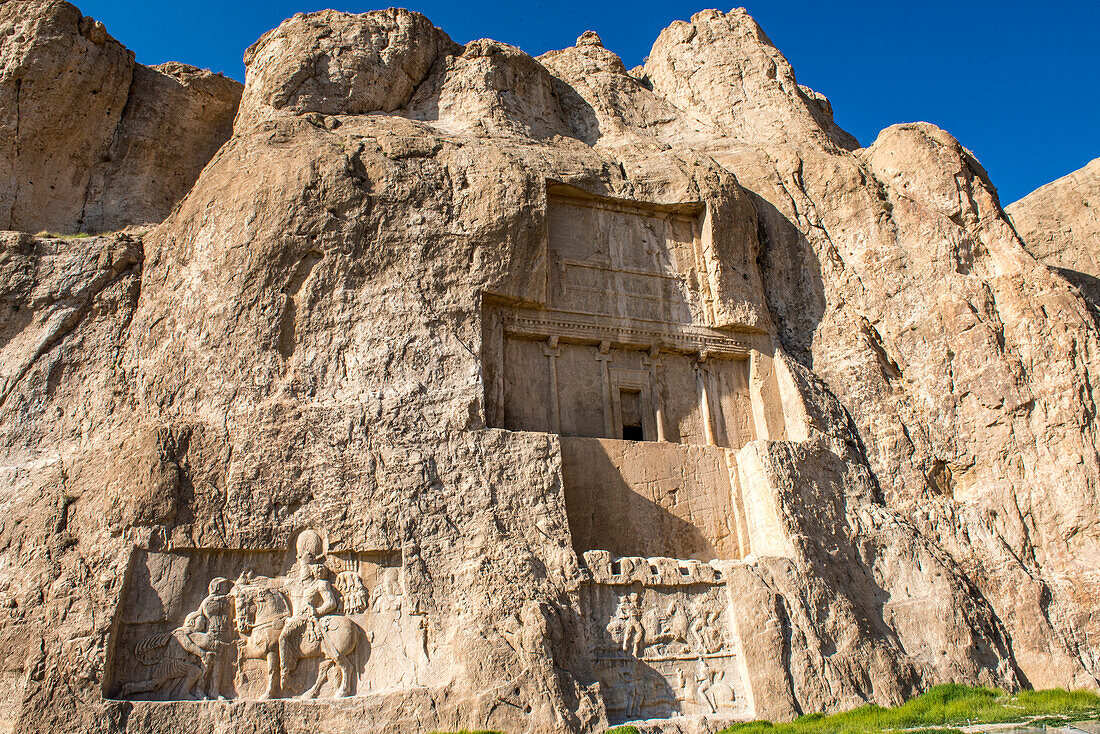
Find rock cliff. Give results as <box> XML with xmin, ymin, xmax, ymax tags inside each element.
<box><xmin>1008</xmin><ymin>158</ymin><xmax>1100</xmax><ymax>308</ymax></box>
<box><xmin>0</xmin><ymin>3</ymin><xmax>1098</xmax><ymax>734</ymax></box>
<box><xmin>0</xmin><ymin>0</ymin><xmax>242</xmax><ymax>234</ymax></box>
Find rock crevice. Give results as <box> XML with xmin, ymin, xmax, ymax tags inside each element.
<box><xmin>1</xmin><ymin>3</ymin><xmax>1099</xmax><ymax>733</ymax></box>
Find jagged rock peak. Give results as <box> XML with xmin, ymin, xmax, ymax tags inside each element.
<box><xmin>644</xmin><ymin>7</ymin><xmax>859</xmax><ymax>150</ymax></box>
<box><xmin>237</xmin><ymin>7</ymin><xmax>459</xmax><ymax>128</ymax></box>
<box><xmin>0</xmin><ymin>0</ymin><xmax>241</xmax><ymax>234</ymax></box>
<box><xmin>576</xmin><ymin>30</ymin><xmax>603</xmax><ymax>46</ymax></box>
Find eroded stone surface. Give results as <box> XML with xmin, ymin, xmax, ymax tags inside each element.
<box><xmin>1008</xmin><ymin>157</ymin><xmax>1100</xmax><ymax>307</ymax></box>
<box><xmin>1</xmin><ymin>4</ymin><xmax>1099</xmax><ymax>734</ymax></box>
<box><xmin>0</xmin><ymin>0</ymin><xmax>242</xmax><ymax>234</ymax></box>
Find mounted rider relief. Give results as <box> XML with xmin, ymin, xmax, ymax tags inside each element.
<box><xmin>104</xmin><ymin>530</ymin><xmax>431</xmax><ymax>701</ymax></box>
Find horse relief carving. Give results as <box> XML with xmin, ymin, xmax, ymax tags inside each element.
<box><xmin>233</xmin><ymin>529</ymin><xmax>361</xmax><ymax>700</ymax></box>
<box><xmin>112</xmin><ymin>530</ymin><xmax>420</xmax><ymax>702</ymax></box>
<box><xmin>581</xmin><ymin>554</ymin><xmax>750</xmax><ymax>722</ymax></box>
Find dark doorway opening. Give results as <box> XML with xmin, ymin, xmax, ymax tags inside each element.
<box><xmin>620</xmin><ymin>389</ymin><xmax>645</xmax><ymax>441</ymax></box>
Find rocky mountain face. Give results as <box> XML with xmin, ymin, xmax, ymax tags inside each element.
<box><xmin>0</xmin><ymin>2</ymin><xmax>1098</xmax><ymax>734</ymax></box>
<box><xmin>1008</xmin><ymin>158</ymin><xmax>1100</xmax><ymax>308</ymax></box>
<box><xmin>0</xmin><ymin>0</ymin><xmax>242</xmax><ymax>234</ymax></box>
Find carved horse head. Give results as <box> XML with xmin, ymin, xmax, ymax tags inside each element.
<box><xmin>231</xmin><ymin>571</ymin><xmax>289</xmax><ymax>636</ymax></box>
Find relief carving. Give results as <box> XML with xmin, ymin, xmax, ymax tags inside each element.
<box><xmin>109</xmin><ymin>530</ymin><xmax>431</xmax><ymax>701</ymax></box>
<box><xmin>232</xmin><ymin>529</ymin><xmax>361</xmax><ymax>699</ymax></box>
<box><xmin>581</xmin><ymin>551</ymin><xmax>749</xmax><ymax>723</ymax></box>
<box><xmin>607</xmin><ymin>592</ymin><xmax>646</xmax><ymax>657</ymax></box>
<box><xmin>197</xmin><ymin>577</ymin><xmax>235</xmax><ymax>699</ymax></box>
<box><xmin>119</xmin><ymin>610</ymin><xmax>230</xmax><ymax>700</ymax></box>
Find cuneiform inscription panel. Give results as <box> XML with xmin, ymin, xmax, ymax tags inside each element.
<box><xmin>546</xmin><ymin>189</ymin><xmax>711</xmax><ymax>325</ymax></box>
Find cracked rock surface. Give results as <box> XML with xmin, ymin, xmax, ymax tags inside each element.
<box><xmin>0</xmin><ymin>4</ymin><xmax>1099</xmax><ymax>734</ymax></box>
<box><xmin>0</xmin><ymin>0</ymin><xmax>241</xmax><ymax>234</ymax></box>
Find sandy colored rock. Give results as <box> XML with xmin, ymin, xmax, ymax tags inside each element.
<box><xmin>0</xmin><ymin>0</ymin><xmax>241</xmax><ymax>235</ymax></box>
<box><xmin>1008</xmin><ymin>157</ymin><xmax>1100</xmax><ymax>306</ymax></box>
<box><xmin>1</xmin><ymin>4</ymin><xmax>1099</xmax><ymax>734</ymax></box>
<box><xmin>81</xmin><ymin>62</ymin><xmax>243</xmax><ymax>233</ymax></box>
<box><xmin>237</xmin><ymin>8</ymin><xmax>459</xmax><ymax>129</ymax></box>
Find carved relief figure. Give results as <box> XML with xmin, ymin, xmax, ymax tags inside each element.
<box><xmin>580</xmin><ymin>559</ymin><xmax>749</xmax><ymax>722</ymax></box>
<box><xmin>279</xmin><ymin>531</ymin><xmax>340</xmax><ymax>687</ymax></box>
<box><xmin>694</xmin><ymin>658</ymin><xmax>717</xmax><ymax>713</ymax></box>
<box><xmin>372</xmin><ymin>567</ymin><xmax>404</xmax><ymax>614</ymax></box>
<box><xmin>232</xmin><ymin>530</ymin><xmax>361</xmax><ymax>700</ymax></box>
<box><xmin>121</xmin><ymin>611</ymin><xmax>229</xmax><ymax>700</ymax></box>
<box><xmin>115</xmin><ymin>535</ymin><xmax>398</xmax><ymax>701</ymax></box>
<box><xmin>650</xmin><ymin>599</ymin><xmax>691</xmax><ymax>655</ymax></box>
<box><xmin>607</xmin><ymin>592</ymin><xmax>646</xmax><ymax>657</ymax></box>
<box><xmin>371</xmin><ymin>566</ymin><xmax>429</xmax><ymax>685</ymax></box>
<box><xmin>197</xmin><ymin>577</ymin><xmax>235</xmax><ymax>699</ymax></box>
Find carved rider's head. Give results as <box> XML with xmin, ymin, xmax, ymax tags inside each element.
<box><xmin>208</xmin><ymin>577</ymin><xmax>231</xmax><ymax>596</ymax></box>
<box><xmin>295</xmin><ymin>529</ymin><xmax>325</xmax><ymax>565</ymax></box>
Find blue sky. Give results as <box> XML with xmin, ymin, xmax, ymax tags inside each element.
<box><xmin>76</xmin><ymin>0</ymin><xmax>1098</xmax><ymax>204</ymax></box>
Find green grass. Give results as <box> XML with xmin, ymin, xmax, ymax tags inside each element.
<box><xmin>35</xmin><ymin>231</ymin><xmax>93</xmax><ymax>239</ymax></box>
<box><xmin>717</xmin><ymin>685</ymin><xmax>1100</xmax><ymax>734</ymax></box>
<box><xmin>605</xmin><ymin>727</ymin><xmax>642</xmax><ymax>734</ymax></box>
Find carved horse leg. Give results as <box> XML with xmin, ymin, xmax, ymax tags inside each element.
<box><xmin>332</xmin><ymin>660</ymin><xmax>346</xmax><ymax>698</ymax></box>
<box><xmin>334</xmin><ymin>654</ymin><xmax>352</xmax><ymax>697</ymax></box>
<box><xmin>260</xmin><ymin>650</ymin><xmax>279</xmax><ymax>700</ymax></box>
<box><xmin>300</xmin><ymin>659</ymin><xmax>332</xmax><ymax>700</ymax></box>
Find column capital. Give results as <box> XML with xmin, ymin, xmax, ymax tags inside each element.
<box><xmin>542</xmin><ymin>335</ymin><xmax>562</xmax><ymax>358</ymax></box>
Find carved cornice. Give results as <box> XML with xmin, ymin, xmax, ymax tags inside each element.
<box><xmin>501</xmin><ymin>307</ymin><xmax>751</xmax><ymax>357</ymax></box>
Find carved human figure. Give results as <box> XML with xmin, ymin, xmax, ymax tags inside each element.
<box><xmin>232</xmin><ymin>560</ymin><xmax>359</xmax><ymax>700</ymax></box>
<box><xmin>694</xmin><ymin>658</ymin><xmax>717</xmax><ymax>714</ymax></box>
<box><xmin>689</xmin><ymin>599</ymin><xmax>724</xmax><ymax>654</ymax></box>
<box><xmin>654</xmin><ymin>599</ymin><xmax>690</xmax><ymax>654</ymax></box>
<box><xmin>122</xmin><ymin>611</ymin><xmax>228</xmax><ymax>699</ymax></box>
<box><xmin>669</xmin><ymin>600</ymin><xmax>691</xmax><ymax>641</ymax></box>
<box><xmin>372</xmin><ymin>567</ymin><xmax>404</xmax><ymax>614</ymax></box>
<box><xmin>278</xmin><ymin>530</ymin><xmax>339</xmax><ymax>688</ymax></box>
<box><xmin>371</xmin><ymin>567</ymin><xmax>429</xmax><ymax>685</ymax></box>
<box><xmin>607</xmin><ymin>592</ymin><xmax>645</xmax><ymax>657</ymax></box>
<box><xmin>197</xmin><ymin>577</ymin><xmax>235</xmax><ymax>699</ymax></box>
<box><xmin>701</xmin><ymin>607</ymin><xmax>724</xmax><ymax>653</ymax></box>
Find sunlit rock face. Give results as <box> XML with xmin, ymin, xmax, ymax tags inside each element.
<box><xmin>0</xmin><ymin>0</ymin><xmax>241</xmax><ymax>235</ymax></box>
<box><xmin>1008</xmin><ymin>157</ymin><xmax>1100</xmax><ymax>307</ymax></box>
<box><xmin>1</xmin><ymin>3</ymin><xmax>1098</xmax><ymax>733</ymax></box>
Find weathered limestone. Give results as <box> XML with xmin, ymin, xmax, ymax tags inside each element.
<box><xmin>0</xmin><ymin>0</ymin><xmax>242</xmax><ymax>234</ymax></box>
<box><xmin>1</xmin><ymin>4</ymin><xmax>1099</xmax><ymax>734</ymax></box>
<box><xmin>1008</xmin><ymin>157</ymin><xmax>1100</xmax><ymax>307</ymax></box>
<box><xmin>237</xmin><ymin>8</ymin><xmax>459</xmax><ymax>130</ymax></box>
<box><xmin>81</xmin><ymin>62</ymin><xmax>243</xmax><ymax>233</ymax></box>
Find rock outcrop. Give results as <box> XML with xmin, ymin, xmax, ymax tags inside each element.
<box><xmin>1008</xmin><ymin>157</ymin><xmax>1100</xmax><ymax>307</ymax></box>
<box><xmin>1</xmin><ymin>4</ymin><xmax>1098</xmax><ymax>734</ymax></box>
<box><xmin>0</xmin><ymin>0</ymin><xmax>242</xmax><ymax>234</ymax></box>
